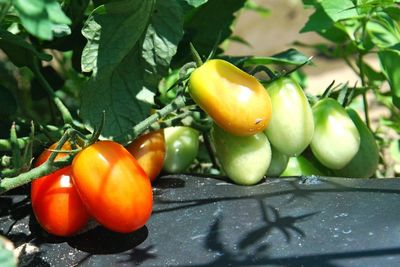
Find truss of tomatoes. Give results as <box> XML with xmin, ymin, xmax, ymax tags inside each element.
<box><xmin>31</xmin><ymin>141</ymin><xmax>154</xmax><ymax>236</ymax></box>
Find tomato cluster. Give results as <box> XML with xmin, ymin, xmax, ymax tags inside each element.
<box><xmin>31</xmin><ymin>58</ymin><xmax>380</xmax><ymax>235</ymax></box>
<box><xmin>189</xmin><ymin>59</ymin><xmax>379</xmax><ymax>184</ymax></box>
<box><xmin>31</xmin><ymin>127</ymin><xmax>201</xmax><ymax>236</ymax></box>
<box><xmin>32</xmin><ymin>140</ymin><xmax>155</xmax><ymax>236</ymax></box>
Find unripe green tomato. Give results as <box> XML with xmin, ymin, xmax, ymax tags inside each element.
<box><xmin>211</xmin><ymin>124</ymin><xmax>271</xmax><ymax>185</ymax></box>
<box><xmin>163</xmin><ymin>126</ymin><xmax>199</xmax><ymax>173</ymax></box>
<box><xmin>311</xmin><ymin>98</ymin><xmax>360</xmax><ymax>170</ymax></box>
<box><xmin>281</xmin><ymin>155</ymin><xmax>325</xmax><ymax>177</ymax></box>
<box><xmin>266</xmin><ymin>145</ymin><xmax>289</xmax><ymax>177</ymax></box>
<box><xmin>264</xmin><ymin>77</ymin><xmax>314</xmax><ymax>156</ymax></box>
<box><xmin>334</xmin><ymin>108</ymin><xmax>379</xmax><ymax>178</ymax></box>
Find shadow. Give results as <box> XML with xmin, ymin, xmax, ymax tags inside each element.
<box><xmin>186</xmin><ymin>206</ymin><xmax>400</xmax><ymax>267</ymax></box>
<box><xmin>67</xmin><ymin>225</ymin><xmax>148</xmax><ymax>254</ymax></box>
<box><xmin>239</xmin><ymin>201</ymin><xmax>318</xmax><ymax>249</ymax></box>
<box><xmin>153</xmin><ymin>176</ymin><xmax>186</xmax><ymax>189</ymax></box>
<box><xmin>118</xmin><ymin>245</ymin><xmax>157</xmax><ymax>265</ymax></box>
<box><xmin>153</xmin><ymin>176</ymin><xmax>400</xmax><ymax>215</ymax></box>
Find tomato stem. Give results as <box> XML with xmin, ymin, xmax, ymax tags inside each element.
<box><xmin>190</xmin><ymin>43</ymin><xmax>204</xmax><ymax>67</ymax></box>
<box><xmin>32</xmin><ymin>60</ymin><xmax>74</xmax><ymax>125</ymax></box>
<box><xmin>0</xmin><ymin>128</ymin><xmax>75</xmax><ymax>195</ymax></box>
<box><xmin>0</xmin><ymin>156</ymin><xmax>72</xmax><ymax>195</ymax></box>
<box><xmin>114</xmin><ymin>95</ymin><xmax>187</xmax><ymax>145</ymax></box>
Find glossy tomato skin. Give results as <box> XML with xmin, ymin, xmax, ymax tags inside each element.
<box><xmin>163</xmin><ymin>126</ymin><xmax>199</xmax><ymax>173</ymax></box>
<box><xmin>266</xmin><ymin>145</ymin><xmax>289</xmax><ymax>177</ymax></box>
<box><xmin>264</xmin><ymin>77</ymin><xmax>314</xmax><ymax>156</ymax></box>
<box><xmin>189</xmin><ymin>59</ymin><xmax>272</xmax><ymax>136</ymax></box>
<box><xmin>31</xmin><ymin>142</ymin><xmax>89</xmax><ymax>237</ymax></box>
<box><xmin>311</xmin><ymin>98</ymin><xmax>360</xmax><ymax>170</ymax></box>
<box><xmin>334</xmin><ymin>108</ymin><xmax>379</xmax><ymax>178</ymax></box>
<box><xmin>71</xmin><ymin>141</ymin><xmax>152</xmax><ymax>233</ymax></box>
<box><xmin>126</xmin><ymin>130</ymin><xmax>165</xmax><ymax>182</ymax></box>
<box><xmin>281</xmin><ymin>155</ymin><xmax>325</xmax><ymax>177</ymax></box>
<box><xmin>211</xmin><ymin>124</ymin><xmax>271</xmax><ymax>185</ymax></box>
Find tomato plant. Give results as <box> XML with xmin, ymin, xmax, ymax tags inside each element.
<box><xmin>71</xmin><ymin>141</ymin><xmax>152</xmax><ymax>233</ymax></box>
<box><xmin>211</xmin><ymin>124</ymin><xmax>271</xmax><ymax>185</ymax></box>
<box><xmin>163</xmin><ymin>126</ymin><xmax>199</xmax><ymax>173</ymax></box>
<box><xmin>264</xmin><ymin>77</ymin><xmax>314</xmax><ymax>156</ymax></box>
<box><xmin>311</xmin><ymin>98</ymin><xmax>360</xmax><ymax>170</ymax></box>
<box><xmin>189</xmin><ymin>59</ymin><xmax>272</xmax><ymax>136</ymax></box>
<box><xmin>31</xmin><ymin>142</ymin><xmax>90</xmax><ymax>237</ymax></box>
<box><xmin>126</xmin><ymin>130</ymin><xmax>165</xmax><ymax>182</ymax></box>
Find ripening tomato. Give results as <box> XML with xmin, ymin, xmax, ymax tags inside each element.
<box><xmin>264</xmin><ymin>77</ymin><xmax>314</xmax><ymax>156</ymax></box>
<box><xmin>71</xmin><ymin>141</ymin><xmax>152</xmax><ymax>233</ymax></box>
<box><xmin>126</xmin><ymin>130</ymin><xmax>165</xmax><ymax>182</ymax></box>
<box><xmin>311</xmin><ymin>98</ymin><xmax>360</xmax><ymax>170</ymax></box>
<box><xmin>189</xmin><ymin>59</ymin><xmax>272</xmax><ymax>136</ymax></box>
<box><xmin>163</xmin><ymin>126</ymin><xmax>199</xmax><ymax>173</ymax></box>
<box><xmin>31</xmin><ymin>142</ymin><xmax>90</xmax><ymax>237</ymax></box>
<box><xmin>211</xmin><ymin>124</ymin><xmax>271</xmax><ymax>185</ymax></box>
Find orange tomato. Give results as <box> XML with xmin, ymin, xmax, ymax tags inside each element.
<box><xmin>126</xmin><ymin>130</ymin><xmax>165</xmax><ymax>182</ymax></box>
<box><xmin>71</xmin><ymin>141</ymin><xmax>153</xmax><ymax>233</ymax></box>
<box><xmin>31</xmin><ymin>142</ymin><xmax>90</xmax><ymax>237</ymax></box>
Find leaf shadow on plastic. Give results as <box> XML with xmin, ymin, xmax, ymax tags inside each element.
<box><xmin>152</xmin><ymin>176</ymin><xmax>400</xmax><ymax>266</ymax></box>
<box><xmin>238</xmin><ymin>201</ymin><xmax>317</xmax><ymax>249</ymax></box>
<box><xmin>197</xmin><ymin>201</ymin><xmax>400</xmax><ymax>266</ymax></box>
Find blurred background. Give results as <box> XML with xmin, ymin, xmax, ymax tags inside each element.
<box><xmin>226</xmin><ymin>0</ymin><xmax>378</xmax><ymax>94</ymax></box>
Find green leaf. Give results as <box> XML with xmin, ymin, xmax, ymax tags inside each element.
<box><xmin>301</xmin><ymin>3</ymin><xmax>334</xmax><ymax>33</ymax></box>
<box><xmin>13</xmin><ymin>0</ymin><xmax>71</xmax><ymax>40</ymax></box>
<box><xmin>0</xmin><ymin>29</ymin><xmax>52</xmax><ymax>69</ymax></box>
<box><xmin>173</xmin><ymin>0</ymin><xmax>247</xmax><ymax>66</ymax></box>
<box><xmin>224</xmin><ymin>48</ymin><xmax>309</xmax><ymax>66</ymax></box>
<box><xmin>320</xmin><ymin>0</ymin><xmax>358</xmax><ymax>22</ymax></box>
<box><xmin>366</xmin><ymin>15</ymin><xmax>400</xmax><ymax>48</ymax></box>
<box><xmin>179</xmin><ymin>0</ymin><xmax>208</xmax><ymax>8</ymax></box>
<box><xmin>228</xmin><ymin>35</ymin><xmax>252</xmax><ymax>47</ymax></box>
<box><xmin>361</xmin><ymin>61</ymin><xmax>386</xmax><ymax>85</ymax></box>
<box><xmin>378</xmin><ymin>48</ymin><xmax>400</xmax><ymax>108</ymax></box>
<box><xmin>81</xmin><ymin>1</ymin><xmax>151</xmax><ymax>74</ymax></box>
<box><xmin>384</xmin><ymin>6</ymin><xmax>400</xmax><ymax>20</ymax></box>
<box><xmin>142</xmin><ymin>0</ymin><xmax>184</xmax><ymax>88</ymax></box>
<box><xmin>80</xmin><ymin>0</ymin><xmax>185</xmax><ymax>137</ymax></box>
<box><xmin>0</xmin><ymin>236</ymin><xmax>16</xmax><ymax>267</ymax></box>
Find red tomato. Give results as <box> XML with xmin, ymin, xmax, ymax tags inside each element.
<box><xmin>71</xmin><ymin>141</ymin><xmax>153</xmax><ymax>233</ymax></box>
<box><xmin>126</xmin><ymin>130</ymin><xmax>165</xmax><ymax>182</ymax></box>
<box><xmin>31</xmin><ymin>143</ymin><xmax>90</xmax><ymax>237</ymax></box>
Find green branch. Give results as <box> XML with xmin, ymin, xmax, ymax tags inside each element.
<box><xmin>0</xmin><ymin>157</ymin><xmax>72</xmax><ymax>194</ymax></box>
<box><xmin>0</xmin><ymin>126</ymin><xmax>62</xmax><ymax>152</ymax></box>
<box><xmin>114</xmin><ymin>94</ymin><xmax>187</xmax><ymax>145</ymax></box>
<box><xmin>0</xmin><ymin>129</ymin><xmax>75</xmax><ymax>194</ymax></box>
<box><xmin>32</xmin><ymin>61</ymin><xmax>74</xmax><ymax>125</ymax></box>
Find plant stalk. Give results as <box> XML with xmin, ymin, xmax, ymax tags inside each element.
<box><xmin>114</xmin><ymin>94</ymin><xmax>187</xmax><ymax>145</ymax></box>
<box><xmin>32</xmin><ymin>61</ymin><xmax>74</xmax><ymax>125</ymax></box>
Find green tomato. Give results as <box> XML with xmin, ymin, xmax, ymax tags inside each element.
<box><xmin>334</xmin><ymin>108</ymin><xmax>379</xmax><ymax>178</ymax></box>
<box><xmin>281</xmin><ymin>155</ymin><xmax>325</xmax><ymax>176</ymax></box>
<box><xmin>266</xmin><ymin>145</ymin><xmax>289</xmax><ymax>177</ymax></box>
<box><xmin>264</xmin><ymin>77</ymin><xmax>314</xmax><ymax>156</ymax></box>
<box><xmin>163</xmin><ymin>126</ymin><xmax>199</xmax><ymax>173</ymax></box>
<box><xmin>211</xmin><ymin>124</ymin><xmax>271</xmax><ymax>185</ymax></box>
<box><xmin>311</xmin><ymin>98</ymin><xmax>360</xmax><ymax>170</ymax></box>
